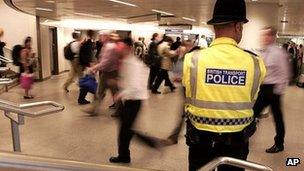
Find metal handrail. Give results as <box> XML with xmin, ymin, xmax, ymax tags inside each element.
<box><xmin>0</xmin><ymin>55</ymin><xmax>13</xmax><ymax>63</ymax></box>
<box><xmin>0</xmin><ymin>67</ymin><xmax>9</xmax><ymax>72</ymax></box>
<box><xmin>0</xmin><ymin>78</ymin><xmax>16</xmax><ymax>85</ymax></box>
<box><xmin>0</xmin><ymin>99</ymin><xmax>65</xmax><ymax>152</ymax></box>
<box><xmin>0</xmin><ymin>151</ymin><xmax>156</xmax><ymax>171</ymax></box>
<box><xmin>200</xmin><ymin>157</ymin><xmax>273</xmax><ymax>171</ymax></box>
<box><xmin>0</xmin><ymin>99</ymin><xmax>65</xmax><ymax>117</ymax></box>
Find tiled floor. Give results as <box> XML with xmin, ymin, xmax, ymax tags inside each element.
<box><xmin>0</xmin><ymin>73</ymin><xmax>303</xmax><ymax>171</ymax></box>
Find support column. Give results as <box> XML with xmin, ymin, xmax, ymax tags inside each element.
<box><xmin>36</xmin><ymin>16</ymin><xmax>43</xmax><ymax>80</ymax></box>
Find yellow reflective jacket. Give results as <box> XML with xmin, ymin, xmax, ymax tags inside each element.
<box><xmin>183</xmin><ymin>37</ymin><xmax>266</xmax><ymax>133</ymax></box>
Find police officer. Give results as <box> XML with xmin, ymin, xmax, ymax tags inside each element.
<box><xmin>182</xmin><ymin>0</ymin><xmax>266</xmax><ymax>170</ymax></box>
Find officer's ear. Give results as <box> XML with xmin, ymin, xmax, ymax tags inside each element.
<box><xmin>234</xmin><ymin>22</ymin><xmax>243</xmax><ymax>33</ymax></box>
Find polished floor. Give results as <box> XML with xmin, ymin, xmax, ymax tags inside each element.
<box><xmin>0</xmin><ymin>73</ymin><xmax>303</xmax><ymax>171</ymax></box>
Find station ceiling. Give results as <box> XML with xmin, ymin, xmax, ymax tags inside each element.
<box><xmin>6</xmin><ymin>0</ymin><xmax>304</xmax><ymax>35</ymax></box>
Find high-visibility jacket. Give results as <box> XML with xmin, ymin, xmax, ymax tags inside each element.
<box><xmin>183</xmin><ymin>37</ymin><xmax>266</xmax><ymax>133</ymax></box>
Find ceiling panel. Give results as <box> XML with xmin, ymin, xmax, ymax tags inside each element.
<box><xmin>7</xmin><ymin>0</ymin><xmax>304</xmax><ymax>35</ymax></box>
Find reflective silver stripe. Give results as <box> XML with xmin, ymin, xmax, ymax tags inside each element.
<box><xmin>249</xmin><ymin>55</ymin><xmax>261</xmax><ymax>101</ymax></box>
<box><xmin>185</xmin><ymin>98</ymin><xmax>253</xmax><ymax>110</ymax></box>
<box><xmin>190</xmin><ymin>51</ymin><xmax>200</xmax><ymax>99</ymax></box>
<box><xmin>188</xmin><ymin>112</ymin><xmax>254</xmax><ymax>126</ymax></box>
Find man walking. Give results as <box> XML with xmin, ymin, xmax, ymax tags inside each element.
<box><xmin>254</xmin><ymin>27</ymin><xmax>291</xmax><ymax>153</ymax></box>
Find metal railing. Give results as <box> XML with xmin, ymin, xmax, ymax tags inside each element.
<box><xmin>0</xmin><ymin>99</ymin><xmax>64</xmax><ymax>152</ymax></box>
<box><xmin>200</xmin><ymin>157</ymin><xmax>273</xmax><ymax>171</ymax></box>
<box><xmin>0</xmin><ymin>151</ymin><xmax>156</xmax><ymax>171</ymax></box>
<box><xmin>0</xmin><ymin>78</ymin><xmax>16</xmax><ymax>85</ymax></box>
<box><xmin>0</xmin><ymin>55</ymin><xmax>13</xmax><ymax>64</ymax></box>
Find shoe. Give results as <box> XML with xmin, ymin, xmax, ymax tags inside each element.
<box><xmin>109</xmin><ymin>104</ymin><xmax>117</xmax><ymax>109</ymax></box>
<box><xmin>24</xmin><ymin>96</ymin><xmax>34</xmax><ymax>99</ymax></box>
<box><xmin>152</xmin><ymin>90</ymin><xmax>161</xmax><ymax>94</ymax></box>
<box><xmin>78</xmin><ymin>100</ymin><xmax>91</xmax><ymax>105</ymax></box>
<box><xmin>109</xmin><ymin>156</ymin><xmax>130</xmax><ymax>163</ymax></box>
<box><xmin>266</xmin><ymin>144</ymin><xmax>284</xmax><ymax>153</ymax></box>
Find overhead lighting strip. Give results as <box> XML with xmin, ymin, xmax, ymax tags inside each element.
<box><xmin>74</xmin><ymin>12</ymin><xmax>103</xmax><ymax>18</ymax></box>
<box><xmin>36</xmin><ymin>7</ymin><xmax>53</xmax><ymax>12</ymax></box>
<box><xmin>182</xmin><ymin>17</ymin><xmax>196</xmax><ymax>22</ymax></box>
<box><xmin>108</xmin><ymin>0</ymin><xmax>138</xmax><ymax>7</ymax></box>
<box><xmin>151</xmin><ymin>9</ymin><xmax>174</xmax><ymax>16</ymax></box>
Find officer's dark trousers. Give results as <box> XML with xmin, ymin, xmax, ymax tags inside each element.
<box><xmin>118</xmin><ymin>100</ymin><xmax>141</xmax><ymax>158</ymax></box>
<box><xmin>148</xmin><ymin>65</ymin><xmax>160</xmax><ymax>89</ymax></box>
<box><xmin>253</xmin><ymin>84</ymin><xmax>285</xmax><ymax>147</ymax></box>
<box><xmin>187</xmin><ymin>121</ymin><xmax>249</xmax><ymax>171</ymax></box>
<box><xmin>152</xmin><ymin>69</ymin><xmax>174</xmax><ymax>91</ymax></box>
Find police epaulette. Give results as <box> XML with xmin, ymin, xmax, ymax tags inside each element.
<box><xmin>243</xmin><ymin>49</ymin><xmax>258</xmax><ymax>57</ymax></box>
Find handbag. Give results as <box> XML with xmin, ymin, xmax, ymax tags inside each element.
<box><xmin>79</xmin><ymin>75</ymin><xmax>97</xmax><ymax>94</ymax></box>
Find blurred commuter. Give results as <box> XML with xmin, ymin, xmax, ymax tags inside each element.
<box><xmin>63</xmin><ymin>32</ymin><xmax>84</xmax><ymax>93</ymax></box>
<box><xmin>109</xmin><ymin>38</ymin><xmax>161</xmax><ymax>164</ymax></box>
<box><xmin>134</xmin><ymin>37</ymin><xmax>145</xmax><ymax>59</ymax></box>
<box><xmin>147</xmin><ymin>33</ymin><xmax>161</xmax><ymax>90</ymax></box>
<box><xmin>289</xmin><ymin>43</ymin><xmax>298</xmax><ymax>81</ymax></box>
<box><xmin>78</xmin><ymin>71</ymin><xmax>98</xmax><ymax>105</ymax></box>
<box><xmin>95</xmin><ymin>32</ymin><xmax>104</xmax><ymax>60</ymax></box>
<box><xmin>193</xmin><ymin>35</ymin><xmax>200</xmax><ymax>46</ymax></box>
<box><xmin>151</xmin><ymin>36</ymin><xmax>177</xmax><ymax>94</ymax></box>
<box><xmin>89</xmin><ymin>33</ymin><xmax>121</xmax><ymax>116</ymax></box>
<box><xmin>254</xmin><ymin>27</ymin><xmax>291</xmax><ymax>153</ymax></box>
<box><xmin>20</xmin><ymin>37</ymin><xmax>37</xmax><ymax>99</ymax></box>
<box><xmin>79</xmin><ymin>30</ymin><xmax>95</xmax><ymax>68</ymax></box>
<box><xmin>172</xmin><ymin>40</ymin><xmax>194</xmax><ymax>82</ymax></box>
<box><xmin>171</xmin><ymin>37</ymin><xmax>182</xmax><ymax>50</ymax></box>
<box><xmin>198</xmin><ymin>35</ymin><xmax>209</xmax><ymax>48</ymax></box>
<box><xmin>183</xmin><ymin>0</ymin><xmax>266</xmax><ymax>170</ymax></box>
<box><xmin>0</xmin><ymin>28</ymin><xmax>6</xmax><ymax>67</ymax></box>
<box><xmin>297</xmin><ymin>44</ymin><xmax>303</xmax><ymax>75</ymax></box>
<box><xmin>164</xmin><ymin>40</ymin><xmax>195</xmax><ymax>145</ymax></box>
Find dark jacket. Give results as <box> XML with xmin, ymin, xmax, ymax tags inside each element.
<box><xmin>79</xmin><ymin>39</ymin><xmax>95</xmax><ymax>67</ymax></box>
<box><xmin>0</xmin><ymin>41</ymin><xmax>5</xmax><ymax>57</ymax></box>
<box><xmin>147</xmin><ymin>41</ymin><xmax>160</xmax><ymax>67</ymax></box>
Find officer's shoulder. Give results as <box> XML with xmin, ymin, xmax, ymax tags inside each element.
<box><xmin>185</xmin><ymin>47</ymin><xmax>206</xmax><ymax>57</ymax></box>
<box><xmin>242</xmin><ymin>49</ymin><xmax>258</xmax><ymax>57</ymax></box>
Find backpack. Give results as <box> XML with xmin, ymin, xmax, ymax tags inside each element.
<box><xmin>64</xmin><ymin>41</ymin><xmax>75</xmax><ymax>61</ymax></box>
<box><xmin>12</xmin><ymin>45</ymin><xmax>24</xmax><ymax>66</ymax></box>
<box><xmin>79</xmin><ymin>40</ymin><xmax>94</xmax><ymax>67</ymax></box>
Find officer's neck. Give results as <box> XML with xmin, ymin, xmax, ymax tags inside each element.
<box><xmin>215</xmin><ymin>35</ymin><xmax>237</xmax><ymax>41</ymax></box>
<box><xmin>215</xmin><ymin>31</ymin><xmax>239</xmax><ymax>43</ymax></box>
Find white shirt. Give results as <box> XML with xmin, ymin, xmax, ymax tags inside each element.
<box><xmin>118</xmin><ymin>54</ymin><xmax>149</xmax><ymax>100</ymax></box>
<box><xmin>70</xmin><ymin>41</ymin><xmax>81</xmax><ymax>57</ymax></box>
<box><xmin>261</xmin><ymin>44</ymin><xmax>291</xmax><ymax>94</ymax></box>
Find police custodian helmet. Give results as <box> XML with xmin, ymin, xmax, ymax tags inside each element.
<box><xmin>207</xmin><ymin>0</ymin><xmax>249</xmax><ymax>25</ymax></box>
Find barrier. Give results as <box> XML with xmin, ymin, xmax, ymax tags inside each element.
<box><xmin>200</xmin><ymin>157</ymin><xmax>273</xmax><ymax>171</ymax></box>
<box><xmin>0</xmin><ymin>99</ymin><xmax>64</xmax><ymax>152</ymax></box>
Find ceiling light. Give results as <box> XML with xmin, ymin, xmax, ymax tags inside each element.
<box><xmin>151</xmin><ymin>9</ymin><xmax>174</xmax><ymax>16</ymax></box>
<box><xmin>45</xmin><ymin>0</ymin><xmax>55</xmax><ymax>3</ymax></box>
<box><xmin>108</xmin><ymin>0</ymin><xmax>137</xmax><ymax>7</ymax></box>
<box><xmin>36</xmin><ymin>7</ymin><xmax>53</xmax><ymax>12</ymax></box>
<box><xmin>74</xmin><ymin>12</ymin><xmax>103</xmax><ymax>18</ymax></box>
<box><xmin>182</xmin><ymin>17</ymin><xmax>196</xmax><ymax>22</ymax></box>
<box><xmin>252</xmin><ymin>0</ymin><xmax>258</xmax><ymax>1</ymax></box>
